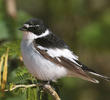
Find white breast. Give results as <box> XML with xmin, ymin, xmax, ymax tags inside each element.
<box><xmin>21</xmin><ymin>40</ymin><xmax>68</xmax><ymax>81</ymax></box>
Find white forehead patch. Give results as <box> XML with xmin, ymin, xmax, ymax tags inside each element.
<box><xmin>24</xmin><ymin>24</ymin><xmax>40</xmax><ymax>28</ymax></box>
<box><xmin>24</xmin><ymin>24</ymin><xmax>30</xmax><ymax>28</ymax></box>
<box><xmin>35</xmin><ymin>25</ymin><xmax>40</xmax><ymax>27</ymax></box>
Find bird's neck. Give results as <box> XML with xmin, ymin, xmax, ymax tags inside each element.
<box><xmin>22</xmin><ymin>31</ymin><xmax>38</xmax><ymax>40</ymax></box>
<box><xmin>22</xmin><ymin>30</ymin><xmax>50</xmax><ymax>45</ymax></box>
<box><xmin>22</xmin><ymin>29</ymin><xmax>50</xmax><ymax>40</ymax></box>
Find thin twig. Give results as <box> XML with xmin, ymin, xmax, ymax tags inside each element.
<box><xmin>4</xmin><ymin>83</ymin><xmax>61</xmax><ymax>100</ymax></box>
<box><xmin>4</xmin><ymin>84</ymin><xmax>37</xmax><ymax>91</ymax></box>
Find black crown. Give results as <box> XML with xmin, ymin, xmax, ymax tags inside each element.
<box><xmin>19</xmin><ymin>18</ymin><xmax>47</xmax><ymax>35</ymax></box>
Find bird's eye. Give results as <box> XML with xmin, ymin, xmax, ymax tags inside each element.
<box><xmin>35</xmin><ymin>25</ymin><xmax>41</xmax><ymax>30</ymax></box>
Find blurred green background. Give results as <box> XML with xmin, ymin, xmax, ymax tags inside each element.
<box><xmin>0</xmin><ymin>0</ymin><xmax>110</xmax><ymax>100</ymax></box>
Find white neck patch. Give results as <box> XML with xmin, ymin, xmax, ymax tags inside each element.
<box><xmin>37</xmin><ymin>29</ymin><xmax>49</xmax><ymax>38</ymax></box>
<box><xmin>22</xmin><ymin>29</ymin><xmax>50</xmax><ymax>40</ymax></box>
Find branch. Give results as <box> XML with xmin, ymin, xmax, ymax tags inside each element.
<box><xmin>4</xmin><ymin>84</ymin><xmax>37</xmax><ymax>91</ymax></box>
<box><xmin>43</xmin><ymin>84</ymin><xmax>61</xmax><ymax>100</ymax></box>
<box><xmin>5</xmin><ymin>83</ymin><xmax>61</xmax><ymax>100</ymax></box>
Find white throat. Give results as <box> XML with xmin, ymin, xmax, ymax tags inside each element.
<box><xmin>22</xmin><ymin>29</ymin><xmax>50</xmax><ymax>40</ymax></box>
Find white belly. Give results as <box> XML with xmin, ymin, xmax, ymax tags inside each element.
<box><xmin>21</xmin><ymin>40</ymin><xmax>68</xmax><ymax>81</ymax></box>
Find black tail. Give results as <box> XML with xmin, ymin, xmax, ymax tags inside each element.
<box><xmin>87</xmin><ymin>71</ymin><xmax>110</xmax><ymax>81</ymax></box>
<box><xmin>75</xmin><ymin>60</ymin><xmax>110</xmax><ymax>82</ymax></box>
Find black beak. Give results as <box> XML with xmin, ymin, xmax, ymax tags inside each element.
<box><xmin>19</xmin><ymin>26</ymin><xmax>27</xmax><ymax>31</ymax></box>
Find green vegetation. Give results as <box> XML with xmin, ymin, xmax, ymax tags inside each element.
<box><xmin>0</xmin><ymin>0</ymin><xmax>110</xmax><ymax>100</ymax></box>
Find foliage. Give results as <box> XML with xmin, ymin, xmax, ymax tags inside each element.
<box><xmin>0</xmin><ymin>0</ymin><xmax>110</xmax><ymax>100</ymax></box>
<box><xmin>0</xmin><ymin>40</ymin><xmax>21</xmax><ymax>57</ymax></box>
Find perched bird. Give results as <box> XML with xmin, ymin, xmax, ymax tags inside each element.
<box><xmin>19</xmin><ymin>18</ymin><xmax>110</xmax><ymax>83</ymax></box>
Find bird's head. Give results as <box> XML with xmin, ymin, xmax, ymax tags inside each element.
<box><xmin>19</xmin><ymin>18</ymin><xmax>50</xmax><ymax>39</ymax></box>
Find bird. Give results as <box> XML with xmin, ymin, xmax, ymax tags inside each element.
<box><xmin>19</xmin><ymin>18</ymin><xmax>110</xmax><ymax>84</ymax></box>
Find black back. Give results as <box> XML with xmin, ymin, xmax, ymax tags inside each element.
<box><xmin>34</xmin><ymin>32</ymin><xmax>68</xmax><ymax>49</ymax></box>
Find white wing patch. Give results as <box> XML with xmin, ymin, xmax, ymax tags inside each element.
<box><xmin>47</xmin><ymin>48</ymin><xmax>78</xmax><ymax>60</ymax></box>
<box><xmin>37</xmin><ymin>45</ymin><xmax>80</xmax><ymax>66</ymax></box>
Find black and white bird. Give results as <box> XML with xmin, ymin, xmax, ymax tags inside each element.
<box><xmin>19</xmin><ymin>18</ymin><xmax>110</xmax><ymax>83</ymax></box>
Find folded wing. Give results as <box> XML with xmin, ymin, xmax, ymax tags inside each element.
<box><xmin>34</xmin><ymin>45</ymin><xmax>100</xmax><ymax>83</ymax></box>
